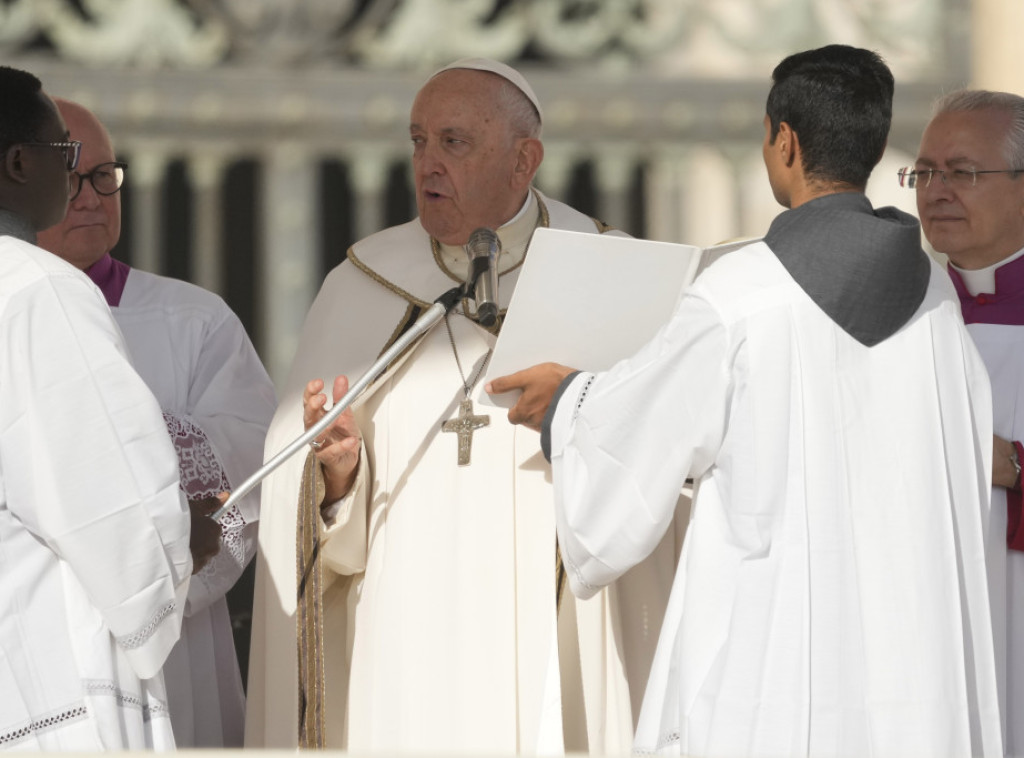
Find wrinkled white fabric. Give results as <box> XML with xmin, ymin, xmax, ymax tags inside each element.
<box><xmin>112</xmin><ymin>269</ymin><xmax>275</xmax><ymax>747</ymax></box>
<box><xmin>551</xmin><ymin>241</ymin><xmax>1001</xmax><ymax>757</ymax></box>
<box><xmin>0</xmin><ymin>236</ymin><xmax>190</xmax><ymax>750</ymax></box>
<box><xmin>965</xmin><ymin>323</ymin><xmax>1024</xmax><ymax>757</ymax></box>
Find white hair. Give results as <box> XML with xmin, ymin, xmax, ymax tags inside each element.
<box><xmin>934</xmin><ymin>89</ymin><xmax>1024</xmax><ymax>173</ymax></box>
<box><xmin>495</xmin><ymin>78</ymin><xmax>542</xmax><ymax>140</ymax></box>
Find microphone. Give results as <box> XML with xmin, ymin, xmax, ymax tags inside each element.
<box><xmin>467</xmin><ymin>227</ymin><xmax>499</xmax><ymax>327</ymax></box>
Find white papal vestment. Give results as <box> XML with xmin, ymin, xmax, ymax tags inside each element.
<box><xmin>108</xmin><ymin>267</ymin><xmax>276</xmax><ymax>747</ymax></box>
<box><xmin>0</xmin><ymin>236</ymin><xmax>191</xmax><ymax>750</ymax></box>
<box><xmin>549</xmin><ymin>241</ymin><xmax>1002</xmax><ymax>757</ymax></box>
<box><xmin>247</xmin><ymin>190</ymin><xmax>677</xmax><ymax>753</ymax></box>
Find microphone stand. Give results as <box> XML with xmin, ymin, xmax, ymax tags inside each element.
<box><xmin>210</xmin><ymin>283</ymin><xmax>468</xmax><ymax>522</ymax></box>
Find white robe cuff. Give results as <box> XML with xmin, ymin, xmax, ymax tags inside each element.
<box><xmin>548</xmin><ymin>371</ymin><xmax>595</xmax><ymax>464</ymax></box>
<box><xmin>319</xmin><ymin>440</ymin><xmax>370</xmax><ymax>576</ymax></box>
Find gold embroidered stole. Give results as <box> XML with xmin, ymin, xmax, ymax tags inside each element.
<box><xmin>556</xmin><ymin>543</ymin><xmax>568</xmax><ymax>613</ymax></box>
<box><xmin>297</xmin><ymin>452</ymin><xmax>326</xmax><ymax>748</ymax></box>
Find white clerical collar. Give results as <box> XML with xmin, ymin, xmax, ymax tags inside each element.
<box><xmin>435</xmin><ymin>192</ymin><xmax>537</xmax><ymax>280</ymax></box>
<box><xmin>951</xmin><ymin>245</ymin><xmax>1024</xmax><ymax>296</ymax></box>
<box><xmin>504</xmin><ymin>192</ymin><xmax>533</xmax><ymax>226</ymax></box>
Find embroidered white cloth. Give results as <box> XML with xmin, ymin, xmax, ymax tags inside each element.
<box><xmin>0</xmin><ymin>236</ymin><xmax>190</xmax><ymax>750</ymax></box>
<box><xmin>110</xmin><ymin>268</ymin><xmax>276</xmax><ymax>747</ymax></box>
<box><xmin>549</xmin><ymin>242</ymin><xmax>1002</xmax><ymax>757</ymax></box>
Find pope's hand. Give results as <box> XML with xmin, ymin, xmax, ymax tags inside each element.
<box><xmin>486</xmin><ymin>362</ymin><xmax>576</xmax><ymax>432</ymax></box>
<box><xmin>304</xmin><ymin>375</ymin><xmax>362</xmax><ymax>503</ymax></box>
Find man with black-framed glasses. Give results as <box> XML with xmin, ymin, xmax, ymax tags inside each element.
<box><xmin>0</xmin><ymin>67</ymin><xmax>193</xmax><ymax>749</ymax></box>
<box><xmin>912</xmin><ymin>88</ymin><xmax>1024</xmax><ymax>757</ymax></box>
<box><xmin>36</xmin><ymin>98</ymin><xmax>276</xmax><ymax>749</ymax></box>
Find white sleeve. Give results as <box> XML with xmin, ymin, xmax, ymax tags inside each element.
<box><xmin>163</xmin><ymin>411</ymin><xmax>259</xmax><ymax>615</ymax></box>
<box><xmin>550</xmin><ymin>290</ymin><xmax>732</xmax><ymax>598</ymax></box>
<box><xmin>180</xmin><ymin>301</ymin><xmax>277</xmax><ymax>526</ymax></box>
<box><xmin>320</xmin><ymin>440</ymin><xmax>370</xmax><ymax>578</ymax></box>
<box><xmin>168</xmin><ymin>303</ymin><xmax>275</xmax><ymax>613</ymax></box>
<box><xmin>0</xmin><ymin>273</ymin><xmax>191</xmax><ymax>679</ymax></box>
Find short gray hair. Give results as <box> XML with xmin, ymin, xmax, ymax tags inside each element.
<box><xmin>933</xmin><ymin>89</ymin><xmax>1024</xmax><ymax>173</ymax></box>
<box><xmin>496</xmin><ymin>78</ymin><xmax>542</xmax><ymax>140</ymax></box>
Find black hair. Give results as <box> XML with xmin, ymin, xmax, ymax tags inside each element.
<box><xmin>766</xmin><ymin>45</ymin><xmax>893</xmax><ymax>188</ymax></box>
<box><xmin>0</xmin><ymin>66</ymin><xmax>50</xmax><ymax>153</ymax></box>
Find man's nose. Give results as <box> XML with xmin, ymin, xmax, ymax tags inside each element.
<box><xmin>921</xmin><ymin>173</ymin><xmax>955</xmax><ymax>200</ymax></box>
<box><xmin>416</xmin><ymin>142</ymin><xmax>444</xmax><ymax>174</ymax></box>
<box><xmin>72</xmin><ymin>176</ymin><xmax>101</xmax><ymax>208</ymax></box>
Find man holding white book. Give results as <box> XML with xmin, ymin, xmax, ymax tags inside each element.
<box><xmin>491</xmin><ymin>44</ymin><xmax>1002</xmax><ymax>757</ymax></box>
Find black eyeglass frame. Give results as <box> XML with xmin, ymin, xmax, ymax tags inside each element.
<box><xmin>17</xmin><ymin>140</ymin><xmax>83</xmax><ymax>172</ymax></box>
<box><xmin>69</xmin><ymin>161</ymin><xmax>128</xmax><ymax>202</ymax></box>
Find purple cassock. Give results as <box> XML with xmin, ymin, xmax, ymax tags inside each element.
<box><xmin>84</xmin><ymin>252</ymin><xmax>129</xmax><ymax>306</ymax></box>
<box><xmin>950</xmin><ymin>255</ymin><xmax>1024</xmax><ymax>550</ymax></box>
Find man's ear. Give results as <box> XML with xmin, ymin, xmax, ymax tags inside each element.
<box><xmin>3</xmin><ymin>145</ymin><xmax>29</xmax><ymax>184</ymax></box>
<box><xmin>512</xmin><ymin>137</ymin><xmax>543</xmax><ymax>189</ymax></box>
<box><xmin>777</xmin><ymin>122</ymin><xmax>798</xmax><ymax>169</ymax></box>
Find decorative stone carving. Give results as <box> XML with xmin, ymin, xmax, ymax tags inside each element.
<box><xmin>0</xmin><ymin>0</ymin><xmax>943</xmax><ymax>75</ymax></box>
<box><xmin>30</xmin><ymin>0</ymin><xmax>226</xmax><ymax>67</ymax></box>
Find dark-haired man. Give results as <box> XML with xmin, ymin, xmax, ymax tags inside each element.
<box><xmin>491</xmin><ymin>45</ymin><xmax>1002</xmax><ymax>756</ymax></box>
<box><xmin>0</xmin><ymin>67</ymin><xmax>191</xmax><ymax>749</ymax></box>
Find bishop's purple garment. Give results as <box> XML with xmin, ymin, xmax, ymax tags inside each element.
<box><xmin>950</xmin><ymin>255</ymin><xmax>1024</xmax><ymax>550</ymax></box>
<box><xmin>84</xmin><ymin>252</ymin><xmax>130</xmax><ymax>307</ymax></box>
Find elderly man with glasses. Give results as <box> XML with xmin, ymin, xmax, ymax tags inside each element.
<box><xmin>36</xmin><ymin>98</ymin><xmax>277</xmax><ymax>749</ymax></box>
<box><xmin>906</xmin><ymin>89</ymin><xmax>1024</xmax><ymax>756</ymax></box>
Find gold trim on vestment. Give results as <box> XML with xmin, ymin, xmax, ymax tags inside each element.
<box><xmin>431</xmin><ymin>191</ymin><xmax>550</xmax><ymax>335</ymax></box>
<box><xmin>377</xmin><ymin>302</ymin><xmax>427</xmax><ymax>364</ymax></box>
<box><xmin>428</xmin><ymin>189</ymin><xmax>550</xmax><ymax>284</ymax></box>
<box><xmin>297</xmin><ymin>451</ymin><xmax>327</xmax><ymax>748</ymax></box>
<box><xmin>346</xmin><ymin>252</ymin><xmax>434</xmax><ymax>312</ymax></box>
<box><xmin>556</xmin><ymin>543</ymin><xmax>567</xmax><ymax>615</ymax></box>
<box><xmin>347</xmin><ymin>189</ymin><xmax>553</xmax><ymax>346</ymax></box>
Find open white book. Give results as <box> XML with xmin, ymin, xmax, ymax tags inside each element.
<box><xmin>481</xmin><ymin>228</ymin><xmax>755</xmax><ymax>408</ymax></box>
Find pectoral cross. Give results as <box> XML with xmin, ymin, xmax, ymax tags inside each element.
<box><xmin>441</xmin><ymin>398</ymin><xmax>490</xmax><ymax>466</ymax></box>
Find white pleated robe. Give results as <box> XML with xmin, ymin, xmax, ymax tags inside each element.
<box><xmin>966</xmin><ymin>323</ymin><xmax>1024</xmax><ymax>757</ymax></box>
<box><xmin>0</xmin><ymin>236</ymin><xmax>191</xmax><ymax>750</ymax></box>
<box><xmin>550</xmin><ymin>241</ymin><xmax>1002</xmax><ymax>757</ymax></box>
<box><xmin>110</xmin><ymin>268</ymin><xmax>276</xmax><ymax>747</ymax></box>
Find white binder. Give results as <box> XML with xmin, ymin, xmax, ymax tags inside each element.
<box><xmin>482</xmin><ymin>227</ymin><xmax>753</xmax><ymax>408</ymax></box>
